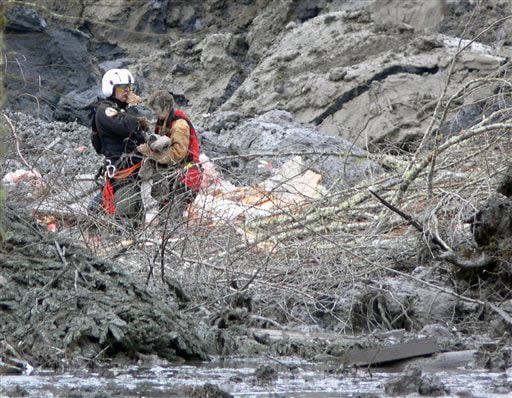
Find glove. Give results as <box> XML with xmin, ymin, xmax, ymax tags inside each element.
<box><xmin>146</xmin><ymin>132</ymin><xmax>159</xmax><ymax>145</ymax></box>
<box><xmin>149</xmin><ymin>135</ymin><xmax>172</xmax><ymax>152</ymax></box>
<box><xmin>137</xmin><ymin>117</ymin><xmax>150</xmax><ymax>132</ymax></box>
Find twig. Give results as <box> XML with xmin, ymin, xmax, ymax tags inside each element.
<box><xmin>394</xmin><ymin>121</ymin><xmax>512</xmax><ymax>205</ymax></box>
<box><xmin>3</xmin><ymin>114</ymin><xmax>39</xmax><ymax>173</ymax></box>
<box><xmin>368</xmin><ymin>189</ymin><xmax>423</xmax><ymax>232</ymax></box>
<box><xmin>41</xmin><ymin>242</ymin><xmax>71</xmax><ymax>290</ymax></box>
<box><xmin>369</xmin><ymin>189</ymin><xmax>497</xmax><ymax>270</ymax></box>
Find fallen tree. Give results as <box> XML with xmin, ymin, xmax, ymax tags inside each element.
<box><xmin>0</xmin><ymin>205</ymin><xmax>208</xmax><ymax>369</ymax></box>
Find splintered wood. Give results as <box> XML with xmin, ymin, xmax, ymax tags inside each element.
<box><xmin>187</xmin><ymin>156</ymin><xmax>326</xmax><ymax>244</ymax></box>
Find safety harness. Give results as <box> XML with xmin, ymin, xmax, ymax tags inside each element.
<box><xmin>101</xmin><ymin>159</ymin><xmax>142</xmax><ymax>215</ymax></box>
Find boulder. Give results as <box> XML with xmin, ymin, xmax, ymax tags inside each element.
<box><xmin>54</xmin><ymin>88</ymin><xmax>101</xmax><ymax>124</ymax></box>
<box><xmin>6</xmin><ymin>6</ymin><xmax>47</xmax><ymax>33</ymax></box>
<box><xmin>385</xmin><ymin>367</ymin><xmax>449</xmax><ymax>396</ymax></box>
<box><xmin>203</xmin><ymin>110</ymin><xmax>383</xmax><ymax>189</ymax></box>
<box><xmin>4</xmin><ymin>27</ymin><xmax>96</xmax><ymax>121</ymax></box>
<box><xmin>470</xmin><ymin>196</ymin><xmax>512</xmax><ymax>251</ymax></box>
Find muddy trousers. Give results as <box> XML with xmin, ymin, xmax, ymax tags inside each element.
<box><xmin>150</xmin><ymin>167</ymin><xmax>197</xmax><ymax>221</ymax></box>
<box><xmin>88</xmin><ymin>178</ymin><xmax>144</xmax><ymax>226</ymax></box>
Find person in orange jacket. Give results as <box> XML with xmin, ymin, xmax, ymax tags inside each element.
<box><xmin>137</xmin><ymin>90</ymin><xmax>202</xmax><ymax>217</ymax></box>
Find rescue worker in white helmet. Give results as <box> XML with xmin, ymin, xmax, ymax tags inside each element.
<box><xmin>88</xmin><ymin>68</ymin><xmax>149</xmax><ymax>223</ymax></box>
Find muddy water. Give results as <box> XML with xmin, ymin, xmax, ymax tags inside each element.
<box><xmin>1</xmin><ymin>357</ymin><xmax>511</xmax><ymax>397</ymax></box>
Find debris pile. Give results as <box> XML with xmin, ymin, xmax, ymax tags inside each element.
<box><xmin>0</xmin><ymin>206</ymin><xmax>208</xmax><ymax>369</ymax></box>
<box><xmin>187</xmin><ymin>156</ymin><xmax>325</xmax><ymax>240</ymax></box>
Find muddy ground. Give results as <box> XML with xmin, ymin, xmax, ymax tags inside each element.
<box><xmin>2</xmin><ymin>108</ymin><xmax>512</xmax><ymax>381</ymax></box>
<box><xmin>2</xmin><ymin>0</ymin><xmax>512</xmax><ymax>389</ymax></box>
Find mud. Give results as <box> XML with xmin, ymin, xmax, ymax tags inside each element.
<box><xmin>1</xmin><ymin>356</ymin><xmax>511</xmax><ymax>397</ymax></box>
<box><xmin>3</xmin><ymin>0</ymin><xmax>512</xmax><ymax>389</ymax></box>
<box><xmin>6</xmin><ymin>1</ymin><xmax>512</xmax><ymax>150</ymax></box>
<box><xmin>384</xmin><ymin>367</ymin><xmax>448</xmax><ymax>396</ymax></box>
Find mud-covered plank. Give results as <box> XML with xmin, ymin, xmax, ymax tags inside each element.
<box><xmin>250</xmin><ymin>327</ymin><xmax>361</xmax><ymax>343</ymax></box>
<box><xmin>343</xmin><ymin>338</ymin><xmax>440</xmax><ymax>367</ymax></box>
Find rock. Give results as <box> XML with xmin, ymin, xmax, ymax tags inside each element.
<box><xmin>87</xmin><ymin>40</ymin><xmax>127</xmax><ymax>63</ymax></box>
<box><xmin>4</xmin><ymin>28</ymin><xmax>96</xmax><ymax>121</ymax></box>
<box><xmin>418</xmin><ymin>373</ymin><xmax>449</xmax><ymax>395</ymax></box>
<box><xmin>188</xmin><ymin>383</ymin><xmax>233</xmax><ymax>398</ymax></box>
<box><xmin>207</xmin><ymin>110</ymin><xmax>383</xmax><ymax>189</ymax></box>
<box><xmin>412</xmin><ymin>36</ymin><xmax>443</xmax><ymax>51</ymax></box>
<box><xmin>227</xmin><ymin>34</ymin><xmax>249</xmax><ymax>57</ymax></box>
<box><xmin>197</xmin><ymin>33</ymin><xmax>236</xmax><ymax>69</ymax></box>
<box><xmin>384</xmin><ymin>367</ymin><xmax>448</xmax><ymax>396</ymax></box>
<box><xmin>202</xmin><ymin>111</ymin><xmax>243</xmax><ymax>133</ymax></box>
<box><xmin>98</xmin><ymin>58</ymin><xmax>134</xmax><ymax>74</ymax></box>
<box><xmin>328</xmin><ymin>67</ymin><xmax>348</xmax><ymax>82</ymax></box>
<box><xmin>470</xmin><ymin>195</ymin><xmax>512</xmax><ymax>250</ymax></box>
<box><xmin>54</xmin><ymin>87</ymin><xmax>100</xmax><ymax>124</ymax></box>
<box><xmin>385</xmin><ymin>367</ymin><xmax>423</xmax><ymax>395</ymax></box>
<box><xmin>343</xmin><ymin>9</ymin><xmax>372</xmax><ymax>23</ymax></box>
<box><xmin>419</xmin><ymin>324</ymin><xmax>454</xmax><ymax>349</ymax></box>
<box><xmin>3</xmin><ymin>111</ymin><xmax>97</xmax><ymax>179</ymax></box>
<box><xmin>6</xmin><ymin>6</ymin><xmax>47</xmax><ymax>32</ymax></box>
<box><xmin>255</xmin><ymin>364</ymin><xmax>278</xmax><ymax>382</ymax></box>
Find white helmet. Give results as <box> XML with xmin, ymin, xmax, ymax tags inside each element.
<box><xmin>101</xmin><ymin>68</ymin><xmax>134</xmax><ymax>97</ymax></box>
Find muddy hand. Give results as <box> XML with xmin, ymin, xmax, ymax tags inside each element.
<box><xmin>137</xmin><ymin>117</ymin><xmax>150</xmax><ymax>132</ymax></box>
<box><xmin>127</xmin><ymin>92</ymin><xmax>142</xmax><ymax>106</ymax></box>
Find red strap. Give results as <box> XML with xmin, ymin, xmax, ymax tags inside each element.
<box><xmin>113</xmin><ymin>161</ymin><xmax>142</xmax><ymax>180</ymax></box>
<box><xmin>174</xmin><ymin>109</ymin><xmax>201</xmax><ymax>163</ymax></box>
<box><xmin>102</xmin><ymin>179</ymin><xmax>116</xmax><ymax>214</ymax></box>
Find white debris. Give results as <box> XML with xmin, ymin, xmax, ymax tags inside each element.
<box><xmin>2</xmin><ymin>169</ymin><xmax>43</xmax><ymax>187</ymax></box>
<box><xmin>187</xmin><ymin>156</ymin><xmax>326</xmax><ymax>226</ymax></box>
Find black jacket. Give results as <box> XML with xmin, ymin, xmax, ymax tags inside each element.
<box><xmin>94</xmin><ymin>98</ymin><xmax>145</xmax><ymax>164</ymax></box>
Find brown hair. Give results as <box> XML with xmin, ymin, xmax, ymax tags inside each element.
<box><xmin>147</xmin><ymin>90</ymin><xmax>175</xmax><ymax>116</ymax></box>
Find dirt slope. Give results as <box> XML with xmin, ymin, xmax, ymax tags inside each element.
<box><xmin>5</xmin><ymin>0</ymin><xmax>512</xmax><ymax>149</ymax></box>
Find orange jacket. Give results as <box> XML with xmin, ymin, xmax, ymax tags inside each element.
<box><xmin>137</xmin><ymin>117</ymin><xmax>190</xmax><ymax>165</ymax></box>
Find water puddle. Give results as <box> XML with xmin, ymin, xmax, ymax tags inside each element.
<box><xmin>1</xmin><ymin>357</ymin><xmax>510</xmax><ymax>397</ymax></box>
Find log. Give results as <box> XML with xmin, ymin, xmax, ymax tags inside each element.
<box><xmin>342</xmin><ymin>338</ymin><xmax>440</xmax><ymax>367</ymax></box>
